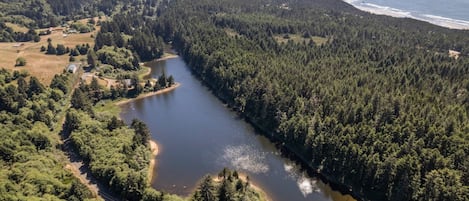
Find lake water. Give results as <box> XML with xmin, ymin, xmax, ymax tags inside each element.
<box><xmin>120</xmin><ymin>57</ymin><xmax>356</xmax><ymax>201</ymax></box>
<box><xmin>343</xmin><ymin>0</ymin><xmax>469</xmax><ymax>29</ymax></box>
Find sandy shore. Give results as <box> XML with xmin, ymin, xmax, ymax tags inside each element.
<box><xmin>115</xmin><ymin>82</ymin><xmax>181</xmax><ymax>106</ymax></box>
<box><xmin>148</xmin><ymin>139</ymin><xmax>159</xmax><ymax>183</ymax></box>
<box><xmin>156</xmin><ymin>53</ymin><xmax>179</xmax><ymax>61</ymax></box>
<box><xmin>212</xmin><ymin>173</ymin><xmax>273</xmax><ymax>201</ymax></box>
<box><xmin>343</xmin><ymin>0</ymin><xmax>469</xmax><ymax>30</ymax></box>
<box><xmin>138</xmin><ymin>66</ymin><xmax>152</xmax><ymax>80</ymax></box>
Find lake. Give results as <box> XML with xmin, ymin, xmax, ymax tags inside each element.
<box><xmin>120</xmin><ymin>57</ymin><xmax>356</xmax><ymax>201</ymax></box>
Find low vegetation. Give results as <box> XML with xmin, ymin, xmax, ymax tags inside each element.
<box><xmin>97</xmin><ymin>45</ymin><xmax>139</xmax><ymax>71</ymax></box>
<box><xmin>15</xmin><ymin>57</ymin><xmax>26</xmax><ymax>66</ymax></box>
<box><xmin>0</xmin><ymin>69</ymin><xmax>97</xmax><ymax>200</ymax></box>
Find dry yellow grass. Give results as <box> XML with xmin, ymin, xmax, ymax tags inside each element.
<box><xmin>224</xmin><ymin>28</ymin><xmax>242</xmax><ymax>37</ymax></box>
<box><xmin>0</xmin><ymin>18</ymin><xmax>100</xmax><ymax>85</ymax></box>
<box><xmin>84</xmin><ymin>76</ymin><xmax>108</xmax><ymax>86</ymax></box>
<box><xmin>5</xmin><ymin>22</ymin><xmax>29</xmax><ymax>33</ymax></box>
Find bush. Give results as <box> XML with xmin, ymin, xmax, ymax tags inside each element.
<box><xmin>15</xmin><ymin>57</ymin><xmax>26</xmax><ymax>66</ymax></box>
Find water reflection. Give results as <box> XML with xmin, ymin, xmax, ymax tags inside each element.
<box><xmin>221</xmin><ymin>145</ymin><xmax>269</xmax><ymax>174</ymax></box>
<box><xmin>121</xmin><ymin>57</ymin><xmax>357</xmax><ymax>201</ymax></box>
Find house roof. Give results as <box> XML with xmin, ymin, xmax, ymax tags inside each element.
<box><xmin>67</xmin><ymin>64</ymin><xmax>78</xmax><ymax>72</ymax></box>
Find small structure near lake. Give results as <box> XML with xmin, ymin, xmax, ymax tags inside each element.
<box><xmin>67</xmin><ymin>64</ymin><xmax>79</xmax><ymax>73</ymax></box>
<box><xmin>449</xmin><ymin>50</ymin><xmax>461</xmax><ymax>59</ymax></box>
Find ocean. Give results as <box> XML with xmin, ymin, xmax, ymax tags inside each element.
<box><xmin>343</xmin><ymin>0</ymin><xmax>469</xmax><ymax>29</ymax></box>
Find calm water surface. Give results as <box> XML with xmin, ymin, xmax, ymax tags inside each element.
<box><xmin>120</xmin><ymin>57</ymin><xmax>355</xmax><ymax>201</ymax></box>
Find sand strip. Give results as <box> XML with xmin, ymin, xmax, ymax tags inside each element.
<box><xmin>115</xmin><ymin>82</ymin><xmax>180</xmax><ymax>106</ymax></box>
<box><xmin>148</xmin><ymin>139</ymin><xmax>160</xmax><ymax>183</ymax></box>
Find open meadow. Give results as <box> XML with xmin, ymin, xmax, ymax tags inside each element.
<box><xmin>0</xmin><ymin>18</ymin><xmax>100</xmax><ymax>84</ymax></box>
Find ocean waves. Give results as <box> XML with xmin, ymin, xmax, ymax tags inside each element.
<box><xmin>343</xmin><ymin>0</ymin><xmax>469</xmax><ymax>29</ymax></box>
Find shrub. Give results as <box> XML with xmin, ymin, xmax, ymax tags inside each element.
<box><xmin>15</xmin><ymin>57</ymin><xmax>26</xmax><ymax>66</ymax></box>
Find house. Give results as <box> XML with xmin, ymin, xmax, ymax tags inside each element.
<box><xmin>39</xmin><ymin>30</ymin><xmax>51</xmax><ymax>36</ymax></box>
<box><xmin>122</xmin><ymin>79</ymin><xmax>132</xmax><ymax>87</ymax></box>
<box><xmin>67</xmin><ymin>29</ymin><xmax>78</xmax><ymax>34</ymax></box>
<box><xmin>449</xmin><ymin>50</ymin><xmax>461</xmax><ymax>59</ymax></box>
<box><xmin>67</xmin><ymin>64</ymin><xmax>78</xmax><ymax>73</ymax></box>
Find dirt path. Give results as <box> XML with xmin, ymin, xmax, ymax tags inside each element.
<box><xmin>62</xmin><ymin>139</ymin><xmax>120</xmax><ymax>201</ymax></box>
<box><xmin>115</xmin><ymin>82</ymin><xmax>180</xmax><ymax>105</ymax></box>
<box><xmin>59</xmin><ymin>69</ymin><xmax>120</xmax><ymax>201</ymax></box>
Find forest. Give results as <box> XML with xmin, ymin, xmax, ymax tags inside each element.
<box><xmin>0</xmin><ymin>0</ymin><xmax>130</xmax><ymax>29</ymax></box>
<box><xmin>150</xmin><ymin>0</ymin><xmax>469</xmax><ymax>200</ymax></box>
<box><xmin>0</xmin><ymin>69</ymin><xmax>97</xmax><ymax>200</ymax></box>
<box><xmin>2</xmin><ymin>0</ymin><xmax>468</xmax><ymax>200</ymax></box>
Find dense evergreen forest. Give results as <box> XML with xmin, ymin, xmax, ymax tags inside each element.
<box><xmin>0</xmin><ymin>0</ymin><xmax>129</xmax><ymax>28</ymax></box>
<box><xmin>151</xmin><ymin>0</ymin><xmax>469</xmax><ymax>200</ymax></box>
<box><xmin>2</xmin><ymin>0</ymin><xmax>468</xmax><ymax>200</ymax></box>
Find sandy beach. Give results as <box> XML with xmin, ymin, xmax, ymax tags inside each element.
<box><xmin>115</xmin><ymin>82</ymin><xmax>181</xmax><ymax>106</ymax></box>
<box><xmin>343</xmin><ymin>0</ymin><xmax>469</xmax><ymax>30</ymax></box>
<box><xmin>139</xmin><ymin>54</ymin><xmax>179</xmax><ymax>79</ymax></box>
<box><xmin>156</xmin><ymin>54</ymin><xmax>179</xmax><ymax>61</ymax></box>
<box><xmin>148</xmin><ymin>139</ymin><xmax>159</xmax><ymax>182</ymax></box>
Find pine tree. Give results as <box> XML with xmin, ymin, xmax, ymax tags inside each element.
<box><xmin>87</xmin><ymin>49</ymin><xmax>98</xmax><ymax>68</ymax></box>
<box><xmin>46</xmin><ymin>41</ymin><xmax>57</xmax><ymax>55</ymax></box>
<box><xmin>28</xmin><ymin>76</ymin><xmax>45</xmax><ymax>97</ymax></box>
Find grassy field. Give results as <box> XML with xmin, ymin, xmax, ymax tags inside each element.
<box><xmin>273</xmin><ymin>34</ymin><xmax>329</xmax><ymax>46</ymax></box>
<box><xmin>94</xmin><ymin>99</ymin><xmax>123</xmax><ymax>117</ymax></box>
<box><xmin>84</xmin><ymin>75</ymin><xmax>108</xmax><ymax>86</ymax></box>
<box><xmin>5</xmin><ymin>22</ymin><xmax>29</xmax><ymax>32</ymax></box>
<box><xmin>224</xmin><ymin>28</ymin><xmax>242</xmax><ymax>37</ymax></box>
<box><xmin>0</xmin><ymin>18</ymin><xmax>100</xmax><ymax>85</ymax></box>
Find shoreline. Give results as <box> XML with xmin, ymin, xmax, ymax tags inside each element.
<box><xmin>138</xmin><ymin>65</ymin><xmax>152</xmax><ymax>80</ymax></box>
<box><xmin>155</xmin><ymin>53</ymin><xmax>179</xmax><ymax>62</ymax></box>
<box><xmin>343</xmin><ymin>0</ymin><xmax>469</xmax><ymax>30</ymax></box>
<box><xmin>115</xmin><ymin>82</ymin><xmax>181</xmax><ymax>106</ymax></box>
<box><xmin>139</xmin><ymin>54</ymin><xmax>179</xmax><ymax>80</ymax></box>
<box><xmin>148</xmin><ymin>139</ymin><xmax>159</xmax><ymax>183</ymax></box>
